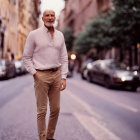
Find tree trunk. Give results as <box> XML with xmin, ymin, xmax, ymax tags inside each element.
<box><xmin>134</xmin><ymin>45</ymin><xmax>138</xmax><ymax>65</ymax></box>
<box><xmin>120</xmin><ymin>46</ymin><xmax>123</xmax><ymax>62</ymax></box>
<box><xmin>129</xmin><ymin>47</ymin><xmax>132</xmax><ymax>67</ymax></box>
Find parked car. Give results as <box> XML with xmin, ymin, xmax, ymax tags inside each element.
<box><xmin>132</xmin><ymin>65</ymin><xmax>140</xmax><ymax>84</ymax></box>
<box><xmin>81</xmin><ymin>58</ymin><xmax>93</xmax><ymax>79</ymax></box>
<box><xmin>85</xmin><ymin>59</ymin><xmax>140</xmax><ymax>91</ymax></box>
<box><xmin>0</xmin><ymin>59</ymin><xmax>16</xmax><ymax>79</ymax></box>
<box><xmin>14</xmin><ymin>60</ymin><xmax>27</xmax><ymax>75</ymax></box>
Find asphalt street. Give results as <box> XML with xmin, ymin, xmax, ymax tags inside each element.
<box><xmin>0</xmin><ymin>73</ymin><xmax>140</xmax><ymax>140</ymax></box>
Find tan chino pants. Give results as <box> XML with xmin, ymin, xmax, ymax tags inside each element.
<box><xmin>34</xmin><ymin>69</ymin><xmax>61</xmax><ymax>140</ymax></box>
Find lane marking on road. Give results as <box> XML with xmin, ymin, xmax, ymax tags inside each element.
<box><xmin>66</xmin><ymin>89</ymin><xmax>102</xmax><ymax>120</ymax></box>
<box><xmin>65</xmin><ymin>89</ymin><xmax>121</xmax><ymax>140</ymax></box>
<box><xmin>74</xmin><ymin>112</ymin><xmax>121</xmax><ymax>140</ymax></box>
<box><xmin>68</xmin><ymin>80</ymin><xmax>139</xmax><ymax>113</ymax></box>
<box><xmin>116</xmin><ymin>102</ymin><xmax>138</xmax><ymax>113</ymax></box>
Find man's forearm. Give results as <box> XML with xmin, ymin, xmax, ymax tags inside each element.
<box><xmin>22</xmin><ymin>56</ymin><xmax>36</xmax><ymax>75</ymax></box>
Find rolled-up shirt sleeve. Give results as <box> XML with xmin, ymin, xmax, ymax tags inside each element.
<box><xmin>22</xmin><ymin>32</ymin><xmax>37</xmax><ymax>75</ymax></box>
<box><xmin>60</xmin><ymin>34</ymin><xmax>68</xmax><ymax>79</ymax></box>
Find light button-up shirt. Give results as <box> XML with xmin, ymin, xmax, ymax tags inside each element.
<box><xmin>22</xmin><ymin>25</ymin><xmax>68</xmax><ymax>79</ymax></box>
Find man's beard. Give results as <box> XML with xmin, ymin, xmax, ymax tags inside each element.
<box><xmin>44</xmin><ymin>21</ymin><xmax>54</xmax><ymax>27</ymax></box>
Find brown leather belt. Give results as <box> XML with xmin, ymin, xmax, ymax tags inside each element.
<box><xmin>36</xmin><ymin>67</ymin><xmax>59</xmax><ymax>72</ymax></box>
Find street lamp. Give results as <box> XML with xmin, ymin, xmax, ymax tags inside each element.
<box><xmin>70</xmin><ymin>53</ymin><xmax>76</xmax><ymax>60</ymax></box>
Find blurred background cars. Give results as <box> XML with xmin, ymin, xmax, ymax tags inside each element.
<box><xmin>67</xmin><ymin>53</ymin><xmax>76</xmax><ymax>78</ymax></box>
<box><xmin>83</xmin><ymin>59</ymin><xmax>140</xmax><ymax>91</ymax></box>
<box><xmin>14</xmin><ymin>60</ymin><xmax>27</xmax><ymax>75</ymax></box>
<box><xmin>0</xmin><ymin>59</ymin><xmax>27</xmax><ymax>80</ymax></box>
<box><xmin>0</xmin><ymin>59</ymin><xmax>16</xmax><ymax>79</ymax></box>
<box><xmin>132</xmin><ymin>65</ymin><xmax>140</xmax><ymax>81</ymax></box>
<box><xmin>81</xmin><ymin>58</ymin><xmax>93</xmax><ymax>80</ymax></box>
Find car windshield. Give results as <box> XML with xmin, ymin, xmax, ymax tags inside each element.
<box><xmin>107</xmin><ymin>61</ymin><xmax>128</xmax><ymax>70</ymax></box>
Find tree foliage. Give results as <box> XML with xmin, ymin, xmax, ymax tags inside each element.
<box><xmin>62</xmin><ymin>27</ymin><xmax>75</xmax><ymax>51</ymax></box>
<box><xmin>74</xmin><ymin>0</ymin><xmax>140</xmax><ymax>54</ymax></box>
<box><xmin>86</xmin><ymin>11</ymin><xmax>115</xmax><ymax>48</ymax></box>
<box><xmin>112</xmin><ymin>0</ymin><xmax>140</xmax><ymax>47</ymax></box>
<box><xmin>73</xmin><ymin>31</ymin><xmax>91</xmax><ymax>54</ymax></box>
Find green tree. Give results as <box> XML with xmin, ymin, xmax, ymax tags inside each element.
<box><xmin>86</xmin><ymin>11</ymin><xmax>115</xmax><ymax>48</ymax></box>
<box><xmin>74</xmin><ymin>0</ymin><xmax>140</xmax><ymax>57</ymax></box>
<box><xmin>112</xmin><ymin>0</ymin><xmax>140</xmax><ymax>47</ymax></box>
<box><xmin>74</xmin><ymin>11</ymin><xmax>115</xmax><ymax>54</ymax></box>
<box><xmin>73</xmin><ymin>31</ymin><xmax>91</xmax><ymax>54</ymax></box>
<box><xmin>111</xmin><ymin>0</ymin><xmax>140</xmax><ymax>64</ymax></box>
<box><xmin>62</xmin><ymin>27</ymin><xmax>75</xmax><ymax>51</ymax></box>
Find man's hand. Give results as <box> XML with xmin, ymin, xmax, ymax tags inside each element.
<box><xmin>33</xmin><ymin>72</ymin><xmax>38</xmax><ymax>79</ymax></box>
<box><xmin>60</xmin><ymin>79</ymin><xmax>66</xmax><ymax>91</ymax></box>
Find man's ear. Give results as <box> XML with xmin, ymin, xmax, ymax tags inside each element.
<box><xmin>42</xmin><ymin>17</ymin><xmax>44</xmax><ymax>21</ymax></box>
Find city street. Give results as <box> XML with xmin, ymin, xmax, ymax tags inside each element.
<box><xmin>0</xmin><ymin>73</ymin><xmax>140</xmax><ymax>140</ymax></box>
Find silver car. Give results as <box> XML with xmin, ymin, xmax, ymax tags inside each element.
<box><xmin>0</xmin><ymin>59</ymin><xmax>16</xmax><ymax>79</ymax></box>
<box><xmin>85</xmin><ymin>59</ymin><xmax>140</xmax><ymax>91</ymax></box>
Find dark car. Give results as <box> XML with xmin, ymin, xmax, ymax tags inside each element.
<box><xmin>132</xmin><ymin>65</ymin><xmax>140</xmax><ymax>84</ymax></box>
<box><xmin>86</xmin><ymin>59</ymin><xmax>140</xmax><ymax>91</ymax></box>
<box><xmin>0</xmin><ymin>59</ymin><xmax>16</xmax><ymax>79</ymax></box>
<box><xmin>81</xmin><ymin>58</ymin><xmax>93</xmax><ymax>79</ymax></box>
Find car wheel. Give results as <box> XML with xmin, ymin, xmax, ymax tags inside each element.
<box><xmin>131</xmin><ymin>86</ymin><xmax>137</xmax><ymax>92</ymax></box>
<box><xmin>81</xmin><ymin>73</ymin><xmax>86</xmax><ymax>80</ymax></box>
<box><xmin>82</xmin><ymin>69</ymin><xmax>88</xmax><ymax>80</ymax></box>
<box><xmin>87</xmin><ymin>73</ymin><xmax>92</xmax><ymax>83</ymax></box>
<box><xmin>105</xmin><ymin>77</ymin><xmax>112</xmax><ymax>89</ymax></box>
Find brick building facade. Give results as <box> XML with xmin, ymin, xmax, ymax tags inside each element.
<box><xmin>0</xmin><ymin>0</ymin><xmax>41</xmax><ymax>60</ymax></box>
<box><xmin>58</xmin><ymin>0</ymin><xmax>112</xmax><ymax>35</ymax></box>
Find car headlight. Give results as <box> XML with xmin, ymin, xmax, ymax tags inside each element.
<box><xmin>87</xmin><ymin>63</ymin><xmax>93</xmax><ymax>69</ymax></box>
<box><xmin>0</xmin><ymin>70</ymin><xmax>6</xmax><ymax>76</ymax></box>
<box><xmin>133</xmin><ymin>71</ymin><xmax>138</xmax><ymax>76</ymax></box>
<box><xmin>113</xmin><ymin>74</ymin><xmax>133</xmax><ymax>82</ymax></box>
<box><xmin>121</xmin><ymin>76</ymin><xmax>133</xmax><ymax>81</ymax></box>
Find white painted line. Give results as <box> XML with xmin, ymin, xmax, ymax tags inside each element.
<box><xmin>74</xmin><ymin>112</ymin><xmax>121</xmax><ymax>140</ymax></box>
<box><xmin>68</xmin><ymin>80</ymin><xmax>139</xmax><ymax>113</ymax></box>
<box><xmin>66</xmin><ymin>89</ymin><xmax>102</xmax><ymax>120</ymax></box>
<box><xmin>66</xmin><ymin>89</ymin><xmax>121</xmax><ymax>140</ymax></box>
<box><xmin>117</xmin><ymin>103</ymin><xmax>138</xmax><ymax>113</ymax></box>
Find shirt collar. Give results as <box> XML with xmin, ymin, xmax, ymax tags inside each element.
<box><xmin>43</xmin><ymin>25</ymin><xmax>55</xmax><ymax>33</ymax></box>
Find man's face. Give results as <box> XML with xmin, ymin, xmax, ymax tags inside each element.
<box><xmin>42</xmin><ymin>10</ymin><xmax>55</xmax><ymax>27</ymax></box>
